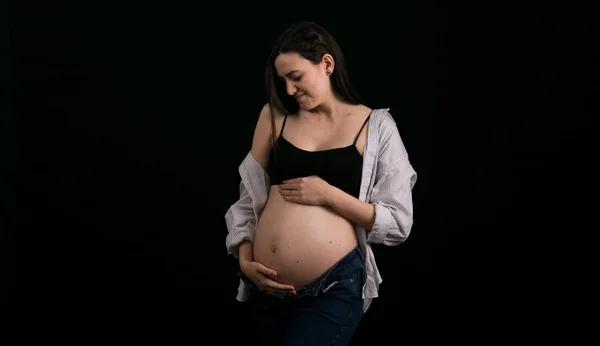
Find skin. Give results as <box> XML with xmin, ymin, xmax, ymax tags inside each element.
<box><xmin>239</xmin><ymin>52</ymin><xmax>376</xmax><ymax>298</ymax></box>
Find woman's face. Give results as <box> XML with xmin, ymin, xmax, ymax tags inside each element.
<box><xmin>274</xmin><ymin>52</ymin><xmax>333</xmax><ymax>111</ymax></box>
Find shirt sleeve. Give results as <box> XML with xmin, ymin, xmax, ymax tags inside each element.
<box><xmin>225</xmin><ymin>178</ymin><xmax>256</xmax><ymax>258</ymax></box>
<box><xmin>367</xmin><ymin>114</ymin><xmax>418</xmax><ymax>246</ymax></box>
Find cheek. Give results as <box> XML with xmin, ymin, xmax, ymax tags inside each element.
<box><xmin>304</xmin><ymin>79</ymin><xmax>326</xmax><ymax>97</ymax></box>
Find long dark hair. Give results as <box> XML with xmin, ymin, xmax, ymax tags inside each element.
<box><xmin>264</xmin><ymin>21</ymin><xmax>366</xmax><ymax>151</ymax></box>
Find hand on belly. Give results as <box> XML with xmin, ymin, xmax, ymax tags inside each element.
<box><xmin>240</xmin><ymin>259</ymin><xmax>297</xmax><ymax>298</ymax></box>
<box><xmin>257</xmin><ymin>237</ymin><xmax>356</xmax><ymax>288</ymax></box>
<box><xmin>254</xmin><ymin>191</ymin><xmax>358</xmax><ymax>288</ymax></box>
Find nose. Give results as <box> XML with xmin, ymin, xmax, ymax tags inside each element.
<box><xmin>285</xmin><ymin>81</ymin><xmax>297</xmax><ymax>96</ymax></box>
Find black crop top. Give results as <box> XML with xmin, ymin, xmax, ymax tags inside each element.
<box><xmin>267</xmin><ymin>113</ymin><xmax>371</xmax><ymax>199</ymax></box>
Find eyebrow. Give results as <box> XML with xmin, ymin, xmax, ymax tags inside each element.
<box><xmin>278</xmin><ymin>70</ymin><xmax>300</xmax><ymax>79</ymax></box>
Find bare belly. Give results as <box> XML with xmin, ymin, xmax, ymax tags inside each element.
<box><xmin>253</xmin><ymin>185</ymin><xmax>358</xmax><ymax>289</ymax></box>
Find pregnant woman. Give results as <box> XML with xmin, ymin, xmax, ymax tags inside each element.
<box><xmin>225</xmin><ymin>21</ymin><xmax>417</xmax><ymax>346</ymax></box>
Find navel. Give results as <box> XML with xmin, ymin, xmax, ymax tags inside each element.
<box><xmin>270</xmin><ymin>244</ymin><xmax>277</xmax><ymax>253</ymax></box>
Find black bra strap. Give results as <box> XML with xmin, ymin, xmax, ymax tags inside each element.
<box><xmin>279</xmin><ymin>114</ymin><xmax>288</xmax><ymax>138</ymax></box>
<box><xmin>353</xmin><ymin>114</ymin><xmax>371</xmax><ymax>144</ymax></box>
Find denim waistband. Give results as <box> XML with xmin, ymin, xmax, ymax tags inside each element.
<box><xmin>238</xmin><ymin>245</ymin><xmax>364</xmax><ymax>302</ymax></box>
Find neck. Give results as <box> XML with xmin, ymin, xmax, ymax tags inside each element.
<box><xmin>306</xmin><ymin>96</ymin><xmax>350</xmax><ymax>120</ymax></box>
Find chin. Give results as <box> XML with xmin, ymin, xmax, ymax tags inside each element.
<box><xmin>299</xmin><ymin>101</ymin><xmax>317</xmax><ymax>111</ymax></box>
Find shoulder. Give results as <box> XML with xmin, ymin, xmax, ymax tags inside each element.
<box><xmin>372</xmin><ymin>108</ymin><xmax>396</xmax><ymax>129</ymax></box>
<box><xmin>254</xmin><ymin>103</ymin><xmax>286</xmax><ymax>135</ymax></box>
<box><xmin>372</xmin><ymin>108</ymin><xmax>411</xmax><ymax>160</ymax></box>
<box><xmin>373</xmin><ymin>108</ymin><xmax>409</xmax><ymax>138</ymax></box>
<box><xmin>256</xmin><ymin>103</ymin><xmax>287</xmax><ymax>134</ymax></box>
<box><xmin>256</xmin><ymin>103</ymin><xmax>271</xmax><ymax>129</ymax></box>
<box><xmin>260</xmin><ymin>103</ymin><xmax>287</xmax><ymax>118</ymax></box>
<box><xmin>251</xmin><ymin>103</ymin><xmax>287</xmax><ymax>169</ymax></box>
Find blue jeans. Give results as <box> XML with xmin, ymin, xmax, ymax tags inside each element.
<box><xmin>238</xmin><ymin>246</ymin><xmax>365</xmax><ymax>346</ymax></box>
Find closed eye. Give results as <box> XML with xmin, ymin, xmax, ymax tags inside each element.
<box><xmin>277</xmin><ymin>75</ymin><xmax>302</xmax><ymax>82</ymax></box>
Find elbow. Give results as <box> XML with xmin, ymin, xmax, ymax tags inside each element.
<box><xmin>382</xmin><ymin>226</ymin><xmax>411</xmax><ymax>246</ymax></box>
<box><xmin>224</xmin><ymin>205</ymin><xmax>257</xmax><ymax>257</ymax></box>
<box><xmin>225</xmin><ymin>225</ymin><xmax>255</xmax><ymax>258</ymax></box>
<box><xmin>368</xmin><ymin>225</ymin><xmax>411</xmax><ymax>246</ymax></box>
<box><xmin>367</xmin><ymin>203</ymin><xmax>414</xmax><ymax>246</ymax></box>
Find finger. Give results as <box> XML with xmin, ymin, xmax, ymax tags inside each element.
<box><xmin>282</xmin><ymin>178</ymin><xmax>301</xmax><ymax>184</ymax></box>
<box><xmin>281</xmin><ymin>195</ymin><xmax>300</xmax><ymax>203</ymax></box>
<box><xmin>256</xmin><ymin>264</ymin><xmax>278</xmax><ymax>279</ymax></box>
<box><xmin>278</xmin><ymin>189</ymin><xmax>298</xmax><ymax>196</ymax></box>
<box><xmin>260</xmin><ymin>285</ymin><xmax>293</xmax><ymax>296</ymax></box>
<box><xmin>268</xmin><ymin>281</ymin><xmax>297</xmax><ymax>293</ymax></box>
<box><xmin>263</xmin><ymin>289</ymin><xmax>295</xmax><ymax>298</ymax></box>
<box><xmin>279</xmin><ymin>183</ymin><xmax>300</xmax><ymax>190</ymax></box>
<box><xmin>259</xmin><ymin>277</ymin><xmax>296</xmax><ymax>293</ymax></box>
<box><xmin>260</xmin><ymin>287</ymin><xmax>281</xmax><ymax>295</ymax></box>
<box><xmin>262</xmin><ymin>289</ymin><xmax>290</xmax><ymax>298</ymax></box>
<box><xmin>263</xmin><ymin>286</ymin><xmax>295</xmax><ymax>295</ymax></box>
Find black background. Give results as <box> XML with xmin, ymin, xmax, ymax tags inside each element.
<box><xmin>6</xmin><ymin>1</ymin><xmax>596</xmax><ymax>343</ymax></box>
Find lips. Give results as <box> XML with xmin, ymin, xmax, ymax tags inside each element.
<box><xmin>295</xmin><ymin>94</ymin><xmax>307</xmax><ymax>102</ymax></box>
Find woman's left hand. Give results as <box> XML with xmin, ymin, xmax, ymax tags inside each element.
<box><xmin>278</xmin><ymin>175</ymin><xmax>333</xmax><ymax>206</ymax></box>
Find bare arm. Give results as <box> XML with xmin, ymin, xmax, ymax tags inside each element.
<box><xmin>225</xmin><ymin>103</ymin><xmax>274</xmax><ymax>259</ymax></box>
<box><xmin>238</xmin><ymin>241</ymin><xmax>253</xmax><ymax>263</ymax></box>
<box><xmin>327</xmin><ymin>186</ymin><xmax>376</xmax><ymax>231</ymax></box>
<box><xmin>250</xmin><ymin>103</ymin><xmax>274</xmax><ymax>170</ymax></box>
<box><xmin>238</xmin><ymin>103</ymin><xmax>273</xmax><ymax>266</ymax></box>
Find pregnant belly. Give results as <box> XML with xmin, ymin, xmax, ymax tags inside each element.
<box><xmin>253</xmin><ymin>186</ymin><xmax>359</xmax><ymax>289</ymax></box>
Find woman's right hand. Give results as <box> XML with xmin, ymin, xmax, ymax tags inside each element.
<box><xmin>240</xmin><ymin>260</ymin><xmax>297</xmax><ymax>297</ymax></box>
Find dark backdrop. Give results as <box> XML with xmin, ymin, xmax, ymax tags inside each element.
<box><xmin>9</xmin><ymin>1</ymin><xmax>594</xmax><ymax>343</ymax></box>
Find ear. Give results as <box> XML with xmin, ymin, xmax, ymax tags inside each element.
<box><xmin>321</xmin><ymin>54</ymin><xmax>335</xmax><ymax>75</ymax></box>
